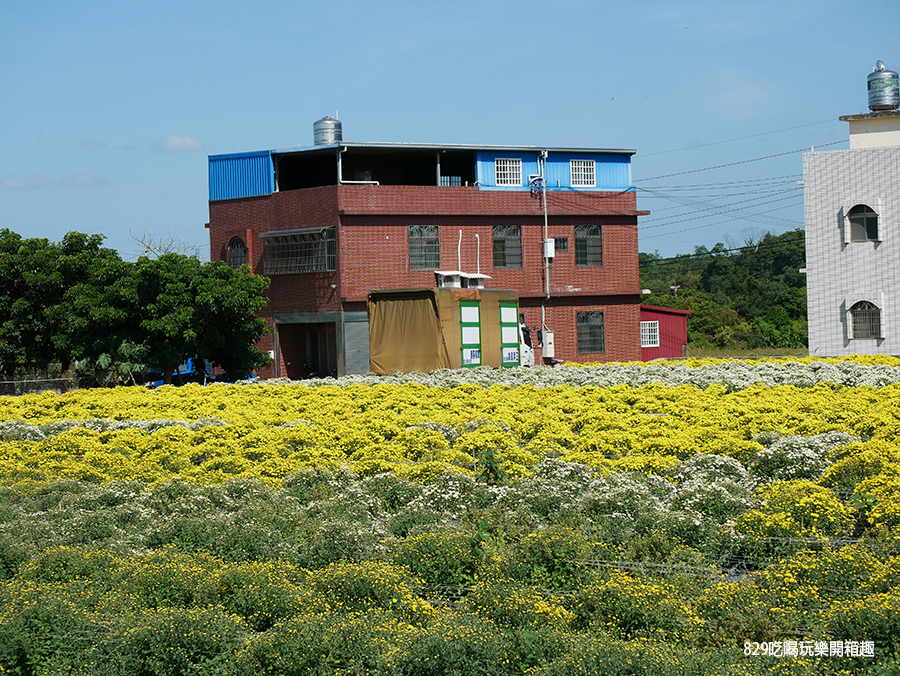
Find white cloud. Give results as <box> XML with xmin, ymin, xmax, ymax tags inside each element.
<box><xmin>155</xmin><ymin>135</ymin><xmax>203</xmax><ymax>152</ymax></box>
<box><xmin>0</xmin><ymin>174</ymin><xmax>108</xmax><ymax>190</ymax></box>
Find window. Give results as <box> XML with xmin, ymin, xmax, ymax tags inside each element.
<box><xmin>262</xmin><ymin>228</ymin><xmax>336</xmax><ymax>275</ymax></box>
<box><xmin>848</xmin><ymin>204</ymin><xmax>879</xmax><ymax>242</ymax></box>
<box><xmin>227</xmin><ymin>237</ymin><xmax>248</xmax><ymax>269</ymax></box>
<box><xmin>460</xmin><ymin>301</ymin><xmax>482</xmax><ymax>367</ymax></box>
<box><xmin>554</xmin><ymin>237</ymin><xmax>569</xmax><ymax>252</ymax></box>
<box><xmin>576</xmin><ymin>311</ymin><xmax>605</xmax><ymax>354</ymax></box>
<box><xmin>410</xmin><ymin>225</ymin><xmax>440</xmax><ymax>270</ymax></box>
<box><xmin>575</xmin><ymin>225</ymin><xmax>603</xmax><ymax>266</ymax></box>
<box><xmin>641</xmin><ymin>321</ymin><xmax>660</xmax><ymax>348</ymax></box>
<box><xmin>495</xmin><ymin>158</ymin><xmax>522</xmax><ymax>186</ymax></box>
<box><xmin>571</xmin><ymin>159</ymin><xmax>596</xmax><ymax>187</ymax></box>
<box><xmin>493</xmin><ymin>225</ymin><xmax>522</xmax><ymax>268</ymax></box>
<box><xmin>440</xmin><ymin>176</ymin><xmax>462</xmax><ymax>186</ymax></box>
<box><xmin>849</xmin><ymin>301</ymin><xmax>881</xmax><ymax>339</ymax></box>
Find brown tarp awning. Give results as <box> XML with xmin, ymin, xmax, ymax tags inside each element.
<box><xmin>368</xmin><ymin>290</ymin><xmax>451</xmax><ymax>374</ymax></box>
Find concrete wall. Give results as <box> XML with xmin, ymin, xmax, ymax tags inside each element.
<box><xmin>804</xmin><ymin>146</ymin><xmax>900</xmax><ymax>356</ymax></box>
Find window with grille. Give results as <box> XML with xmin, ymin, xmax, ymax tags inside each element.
<box><xmin>640</xmin><ymin>320</ymin><xmax>660</xmax><ymax>348</ymax></box>
<box><xmin>576</xmin><ymin>311</ymin><xmax>605</xmax><ymax>354</ymax></box>
<box><xmin>262</xmin><ymin>228</ymin><xmax>336</xmax><ymax>274</ymax></box>
<box><xmin>849</xmin><ymin>301</ymin><xmax>881</xmax><ymax>339</ymax></box>
<box><xmin>409</xmin><ymin>225</ymin><xmax>440</xmax><ymax>270</ymax></box>
<box><xmin>440</xmin><ymin>176</ymin><xmax>462</xmax><ymax>186</ymax></box>
<box><xmin>554</xmin><ymin>237</ymin><xmax>568</xmax><ymax>252</ymax></box>
<box><xmin>575</xmin><ymin>225</ymin><xmax>603</xmax><ymax>266</ymax></box>
<box><xmin>495</xmin><ymin>158</ymin><xmax>522</xmax><ymax>186</ymax></box>
<box><xmin>571</xmin><ymin>159</ymin><xmax>596</xmax><ymax>187</ymax></box>
<box><xmin>848</xmin><ymin>204</ymin><xmax>879</xmax><ymax>242</ymax></box>
<box><xmin>493</xmin><ymin>225</ymin><xmax>522</xmax><ymax>268</ymax></box>
<box><xmin>227</xmin><ymin>237</ymin><xmax>248</xmax><ymax>269</ymax></box>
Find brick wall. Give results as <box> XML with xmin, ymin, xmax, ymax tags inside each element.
<box><xmin>209</xmin><ymin>184</ymin><xmax>643</xmax><ymax>368</ymax></box>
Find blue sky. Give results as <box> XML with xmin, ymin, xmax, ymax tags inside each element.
<box><xmin>2</xmin><ymin>0</ymin><xmax>898</xmax><ymax>260</ymax></box>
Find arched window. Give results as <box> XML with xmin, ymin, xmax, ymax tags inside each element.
<box><xmin>575</xmin><ymin>225</ymin><xmax>603</xmax><ymax>266</ymax></box>
<box><xmin>848</xmin><ymin>205</ymin><xmax>878</xmax><ymax>242</ymax></box>
<box><xmin>849</xmin><ymin>301</ymin><xmax>881</xmax><ymax>339</ymax></box>
<box><xmin>227</xmin><ymin>237</ymin><xmax>248</xmax><ymax>269</ymax></box>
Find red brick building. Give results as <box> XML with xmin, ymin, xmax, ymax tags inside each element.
<box><xmin>207</xmin><ymin>119</ymin><xmax>647</xmax><ymax>378</ymax></box>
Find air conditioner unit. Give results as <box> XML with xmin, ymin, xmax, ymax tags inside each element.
<box><xmin>435</xmin><ymin>271</ymin><xmax>462</xmax><ymax>288</ymax></box>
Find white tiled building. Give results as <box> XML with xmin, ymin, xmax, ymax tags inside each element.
<box><xmin>804</xmin><ymin>110</ymin><xmax>900</xmax><ymax>356</ymax></box>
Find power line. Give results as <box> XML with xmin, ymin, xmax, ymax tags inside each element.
<box><xmin>638</xmin><ymin>188</ymin><xmax>803</xmax><ymax>231</ymax></box>
<box><xmin>639</xmin><ymin>229</ymin><xmax>805</xmax><ymax>267</ymax></box>
<box><xmin>634</xmin><ymin>139</ymin><xmax>846</xmax><ymax>182</ymax></box>
<box><xmin>640</xmin><ymin>119</ymin><xmax>838</xmax><ymax>157</ymax></box>
<box><xmin>640</xmin><ymin>200</ymin><xmax>804</xmax><ymax>240</ymax></box>
<box><xmin>637</xmin><ymin>187</ymin><xmax>802</xmax><ymax>227</ymax></box>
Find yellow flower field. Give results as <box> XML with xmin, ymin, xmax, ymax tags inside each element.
<box><xmin>0</xmin><ymin>357</ymin><xmax>898</xmax><ymax>674</ymax></box>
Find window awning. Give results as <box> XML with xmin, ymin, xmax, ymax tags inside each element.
<box><xmin>259</xmin><ymin>227</ymin><xmax>333</xmax><ymax>238</ymax></box>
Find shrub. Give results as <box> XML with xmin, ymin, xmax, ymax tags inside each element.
<box><xmin>750</xmin><ymin>431</ymin><xmax>856</xmax><ymax>481</ymax></box>
<box><xmin>825</xmin><ymin>591</ymin><xmax>900</xmax><ymax>655</ymax></box>
<box><xmin>570</xmin><ymin>569</ymin><xmax>698</xmax><ymax>639</ymax></box>
<box><xmin>389</xmin><ymin>529</ymin><xmax>485</xmax><ymax>587</ymax></box>
<box><xmin>215</xmin><ymin>560</ymin><xmax>304</xmax><ymax>631</ymax></box>
<box><xmin>736</xmin><ymin>480</ymin><xmax>850</xmax><ymax>540</ymax></box>
<box><xmin>467</xmin><ymin>577</ymin><xmax>574</xmax><ymax>628</ymax></box>
<box><xmin>501</xmin><ymin>526</ymin><xmax>590</xmax><ymax>589</ymax></box>
<box><xmin>118</xmin><ymin>606</ymin><xmax>247</xmax><ymax>675</ymax></box>
<box><xmin>380</xmin><ymin>613</ymin><xmax>510</xmax><ymax>676</ymax></box>
<box><xmin>304</xmin><ymin>560</ymin><xmax>434</xmax><ymax>622</ymax></box>
<box><xmin>236</xmin><ymin>609</ymin><xmax>406</xmax><ymax>676</ymax></box>
<box><xmin>115</xmin><ymin>547</ymin><xmax>221</xmax><ymax>609</ymax></box>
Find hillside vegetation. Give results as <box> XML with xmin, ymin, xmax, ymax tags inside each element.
<box><xmin>640</xmin><ymin>229</ymin><xmax>807</xmax><ymax>350</ymax></box>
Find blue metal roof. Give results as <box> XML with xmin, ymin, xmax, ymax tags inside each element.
<box><xmin>209</xmin><ymin>151</ymin><xmax>274</xmax><ymax>201</ymax></box>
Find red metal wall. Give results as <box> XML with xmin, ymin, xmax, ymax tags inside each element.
<box><xmin>640</xmin><ymin>305</ymin><xmax>690</xmax><ymax>361</ymax></box>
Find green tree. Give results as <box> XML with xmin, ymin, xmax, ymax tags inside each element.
<box><xmin>0</xmin><ymin>230</ymin><xmax>117</xmax><ymax>387</ymax></box>
<box><xmin>71</xmin><ymin>253</ymin><xmax>271</xmax><ymax>384</ymax></box>
<box><xmin>640</xmin><ymin>229</ymin><xmax>807</xmax><ymax>351</ymax></box>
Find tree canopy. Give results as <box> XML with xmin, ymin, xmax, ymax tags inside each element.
<box><xmin>640</xmin><ymin>229</ymin><xmax>807</xmax><ymax>350</ymax></box>
<box><xmin>0</xmin><ymin>229</ymin><xmax>270</xmax><ymax>386</ymax></box>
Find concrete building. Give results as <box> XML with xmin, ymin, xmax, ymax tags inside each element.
<box><xmin>207</xmin><ymin>119</ymin><xmax>647</xmax><ymax>377</ymax></box>
<box><xmin>804</xmin><ymin>64</ymin><xmax>900</xmax><ymax>357</ymax></box>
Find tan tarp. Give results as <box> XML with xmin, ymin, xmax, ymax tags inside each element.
<box><xmin>368</xmin><ymin>287</ymin><xmax>519</xmax><ymax>374</ymax></box>
<box><xmin>367</xmin><ymin>290</ymin><xmax>451</xmax><ymax>374</ymax></box>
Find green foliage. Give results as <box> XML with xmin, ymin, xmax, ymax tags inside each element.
<box><xmin>389</xmin><ymin>528</ymin><xmax>485</xmax><ymax>586</ymax></box>
<box><xmin>117</xmin><ymin>606</ymin><xmax>247</xmax><ymax>675</ymax></box>
<box><xmin>502</xmin><ymin>526</ymin><xmax>591</xmax><ymax>589</ymax></box>
<box><xmin>0</xmin><ymin>229</ymin><xmax>118</xmax><ymax>383</ymax></box>
<box><xmin>570</xmin><ymin>569</ymin><xmax>696</xmax><ymax>639</ymax></box>
<box><xmin>640</xmin><ymin>229</ymin><xmax>807</xmax><ymax>350</ymax></box>
<box><xmin>0</xmin><ymin>229</ymin><xmax>272</xmax><ymax>387</ymax></box>
<box><xmin>381</xmin><ymin>613</ymin><xmax>509</xmax><ymax>676</ymax></box>
<box><xmin>236</xmin><ymin>610</ymin><xmax>398</xmax><ymax>675</ymax></box>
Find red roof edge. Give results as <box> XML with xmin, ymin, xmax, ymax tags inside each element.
<box><xmin>641</xmin><ymin>304</ymin><xmax>692</xmax><ymax>316</ymax></box>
